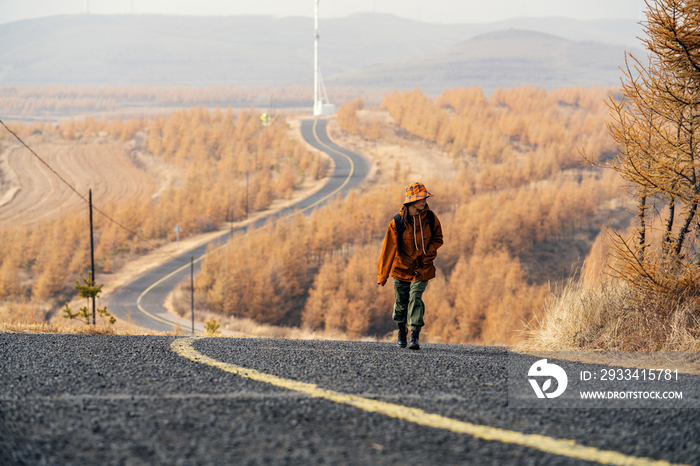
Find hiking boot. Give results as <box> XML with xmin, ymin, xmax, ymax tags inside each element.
<box><xmin>408</xmin><ymin>329</ymin><xmax>420</xmax><ymax>350</ymax></box>
<box><xmin>397</xmin><ymin>323</ymin><xmax>408</xmax><ymax>348</ymax></box>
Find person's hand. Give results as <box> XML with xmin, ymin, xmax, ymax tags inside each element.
<box><xmin>378</xmin><ymin>279</ymin><xmax>387</xmax><ymax>287</ymax></box>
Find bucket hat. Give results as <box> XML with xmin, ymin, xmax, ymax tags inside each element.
<box><xmin>403</xmin><ymin>182</ymin><xmax>433</xmax><ymax>204</ymax></box>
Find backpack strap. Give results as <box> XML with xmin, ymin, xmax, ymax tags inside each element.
<box><xmin>393</xmin><ymin>213</ymin><xmax>405</xmax><ymax>235</ymax></box>
<box><xmin>393</xmin><ymin>211</ymin><xmax>435</xmax><ymax>237</ymax></box>
<box><xmin>426</xmin><ymin>210</ymin><xmax>435</xmax><ymax>235</ymax></box>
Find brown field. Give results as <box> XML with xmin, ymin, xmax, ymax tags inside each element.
<box><xmin>0</xmin><ymin>141</ymin><xmax>158</xmax><ymax>226</ymax></box>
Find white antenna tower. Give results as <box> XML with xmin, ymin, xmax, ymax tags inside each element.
<box><xmin>313</xmin><ymin>0</ymin><xmax>335</xmax><ymax>116</ymax></box>
<box><xmin>85</xmin><ymin>0</ymin><xmax>90</xmax><ymax>14</ymax></box>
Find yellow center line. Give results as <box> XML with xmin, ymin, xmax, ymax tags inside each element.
<box><xmin>134</xmin><ymin>118</ymin><xmax>355</xmax><ymax>329</ymax></box>
<box><xmin>296</xmin><ymin>118</ymin><xmax>356</xmax><ymax>214</ymax></box>
<box><xmin>171</xmin><ymin>337</ymin><xmax>686</xmax><ymax>466</ymax></box>
<box><xmin>136</xmin><ymin>256</ymin><xmax>206</xmax><ymax>328</ymax></box>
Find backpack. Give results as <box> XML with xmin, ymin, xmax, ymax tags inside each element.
<box><xmin>393</xmin><ymin>210</ymin><xmax>435</xmax><ymax>238</ymax></box>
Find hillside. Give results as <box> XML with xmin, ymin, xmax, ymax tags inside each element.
<box><xmin>326</xmin><ymin>29</ymin><xmax>632</xmax><ymax>94</ymax></box>
<box><xmin>0</xmin><ymin>14</ymin><xmax>642</xmax><ymax>90</ymax></box>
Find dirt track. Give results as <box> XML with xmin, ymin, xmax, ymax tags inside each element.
<box><xmin>0</xmin><ymin>142</ymin><xmax>156</xmax><ymax>226</ymax></box>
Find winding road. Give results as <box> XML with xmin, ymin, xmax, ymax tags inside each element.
<box><xmin>108</xmin><ymin>118</ymin><xmax>369</xmax><ymax>332</ymax></box>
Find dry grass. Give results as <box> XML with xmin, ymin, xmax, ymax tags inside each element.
<box><xmin>518</xmin><ymin>274</ymin><xmax>700</xmax><ymax>375</ymax></box>
<box><xmin>0</xmin><ymin>321</ymin><xmax>169</xmax><ymax>335</ymax></box>
<box><xmin>0</xmin><ymin>298</ymin><xmax>346</xmax><ymax>339</ymax></box>
<box><xmin>0</xmin><ymin>301</ymin><xmax>184</xmax><ymax>336</ymax></box>
<box><xmin>520</xmin><ymin>275</ymin><xmax>700</xmax><ymax>352</ymax></box>
<box><xmin>217</xmin><ymin>315</ymin><xmax>366</xmax><ymax>341</ymax></box>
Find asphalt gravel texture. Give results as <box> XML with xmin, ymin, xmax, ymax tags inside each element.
<box><xmin>1</xmin><ymin>333</ymin><xmax>699</xmax><ymax>465</ymax></box>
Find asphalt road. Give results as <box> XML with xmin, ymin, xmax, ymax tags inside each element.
<box><xmin>1</xmin><ymin>334</ymin><xmax>698</xmax><ymax>465</ymax></box>
<box><xmin>107</xmin><ymin>118</ymin><xmax>369</xmax><ymax>332</ymax></box>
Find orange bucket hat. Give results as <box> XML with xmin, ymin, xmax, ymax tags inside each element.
<box><xmin>403</xmin><ymin>182</ymin><xmax>433</xmax><ymax>204</ymax></box>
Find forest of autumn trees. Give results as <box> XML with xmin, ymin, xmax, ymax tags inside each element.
<box><xmin>0</xmin><ymin>108</ymin><xmax>326</xmax><ymax>303</ymax></box>
<box><xmin>0</xmin><ymin>84</ymin><xmax>625</xmax><ymax>344</ymax></box>
<box><xmin>601</xmin><ymin>0</ymin><xmax>700</xmax><ymax>295</ymax></box>
<box><xmin>194</xmin><ymin>85</ymin><xmax>624</xmax><ymax>345</ymax></box>
<box><xmin>0</xmin><ymin>86</ymin><xmax>387</xmax><ymax>120</ymax></box>
<box><xmin>336</xmin><ymin>97</ymin><xmax>382</xmax><ymax>139</ymax></box>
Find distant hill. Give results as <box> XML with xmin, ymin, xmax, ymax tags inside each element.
<box><xmin>0</xmin><ymin>13</ymin><xmax>643</xmax><ymax>90</ymax></box>
<box><xmin>327</xmin><ymin>29</ymin><xmax>636</xmax><ymax>94</ymax></box>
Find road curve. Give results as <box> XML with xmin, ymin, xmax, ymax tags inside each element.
<box><xmin>1</xmin><ymin>334</ymin><xmax>698</xmax><ymax>465</ymax></box>
<box><xmin>108</xmin><ymin>119</ymin><xmax>369</xmax><ymax>332</ymax></box>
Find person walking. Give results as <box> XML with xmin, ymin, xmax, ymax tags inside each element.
<box><xmin>377</xmin><ymin>182</ymin><xmax>443</xmax><ymax>350</ymax></box>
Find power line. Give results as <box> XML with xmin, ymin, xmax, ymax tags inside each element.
<box><xmin>1</xmin><ymin>120</ymin><xmax>88</xmax><ymax>204</ymax></box>
<box><xmin>0</xmin><ymin>119</ymin><xmax>187</xmax><ymax>263</ymax></box>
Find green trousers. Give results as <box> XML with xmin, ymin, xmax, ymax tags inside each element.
<box><xmin>392</xmin><ymin>278</ymin><xmax>428</xmax><ymax>330</ymax></box>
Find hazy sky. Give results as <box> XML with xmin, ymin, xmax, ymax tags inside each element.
<box><xmin>0</xmin><ymin>0</ymin><xmax>647</xmax><ymax>25</ymax></box>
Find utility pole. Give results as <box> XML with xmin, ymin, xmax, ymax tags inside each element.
<box><xmin>313</xmin><ymin>0</ymin><xmax>320</xmax><ymax>116</ymax></box>
<box><xmin>174</xmin><ymin>224</ymin><xmax>182</xmax><ymax>250</ymax></box>
<box><xmin>191</xmin><ymin>256</ymin><xmax>194</xmax><ymax>334</ymax></box>
<box><xmin>89</xmin><ymin>189</ymin><xmax>96</xmax><ymax>325</ymax></box>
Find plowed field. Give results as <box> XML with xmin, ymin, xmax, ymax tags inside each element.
<box><xmin>0</xmin><ymin>142</ymin><xmax>156</xmax><ymax>226</ymax></box>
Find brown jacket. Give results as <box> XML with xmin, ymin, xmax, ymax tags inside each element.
<box><xmin>377</xmin><ymin>205</ymin><xmax>443</xmax><ymax>283</ymax></box>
